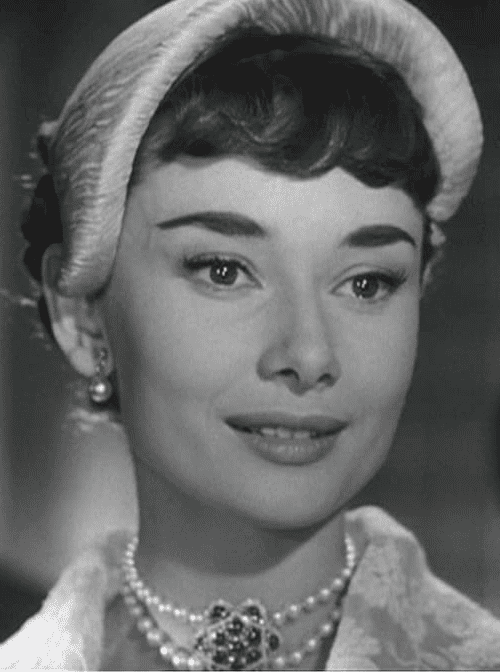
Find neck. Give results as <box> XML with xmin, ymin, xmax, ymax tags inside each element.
<box><xmin>133</xmin><ymin>457</ymin><xmax>347</xmax><ymax>615</ymax></box>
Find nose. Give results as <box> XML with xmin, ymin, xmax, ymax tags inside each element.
<box><xmin>257</xmin><ymin>289</ymin><xmax>340</xmax><ymax>395</ymax></box>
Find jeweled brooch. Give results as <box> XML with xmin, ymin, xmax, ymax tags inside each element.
<box><xmin>194</xmin><ymin>599</ymin><xmax>281</xmax><ymax>671</ymax></box>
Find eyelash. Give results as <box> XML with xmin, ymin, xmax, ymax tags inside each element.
<box><xmin>340</xmin><ymin>270</ymin><xmax>407</xmax><ymax>303</ymax></box>
<box><xmin>182</xmin><ymin>255</ymin><xmax>259</xmax><ymax>291</ymax></box>
<box><xmin>182</xmin><ymin>254</ymin><xmax>407</xmax><ymax>301</ymax></box>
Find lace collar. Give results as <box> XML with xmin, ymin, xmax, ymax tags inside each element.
<box><xmin>2</xmin><ymin>506</ymin><xmax>500</xmax><ymax>670</ymax></box>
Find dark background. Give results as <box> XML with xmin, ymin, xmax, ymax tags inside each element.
<box><xmin>1</xmin><ymin>0</ymin><xmax>500</xmax><ymax>640</ymax></box>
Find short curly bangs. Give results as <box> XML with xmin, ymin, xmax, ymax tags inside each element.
<box><xmin>130</xmin><ymin>27</ymin><xmax>441</xmax><ymax>213</ymax></box>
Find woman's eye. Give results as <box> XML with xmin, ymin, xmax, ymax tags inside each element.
<box><xmin>183</xmin><ymin>255</ymin><xmax>259</xmax><ymax>290</ymax></box>
<box><xmin>336</xmin><ymin>272</ymin><xmax>405</xmax><ymax>302</ymax></box>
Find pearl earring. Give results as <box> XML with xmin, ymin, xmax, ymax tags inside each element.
<box><xmin>88</xmin><ymin>347</ymin><xmax>113</xmax><ymax>404</ymax></box>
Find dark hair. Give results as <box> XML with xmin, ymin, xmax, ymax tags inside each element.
<box><xmin>22</xmin><ymin>27</ymin><xmax>442</xmax><ymax>414</ymax></box>
<box><xmin>131</xmin><ymin>28</ymin><xmax>441</xmax><ymax>212</ymax></box>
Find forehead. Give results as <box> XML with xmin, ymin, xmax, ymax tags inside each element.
<box><xmin>126</xmin><ymin>156</ymin><xmax>423</xmax><ymax>243</ymax></box>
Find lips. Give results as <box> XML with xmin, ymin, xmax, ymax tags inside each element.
<box><xmin>225</xmin><ymin>413</ymin><xmax>347</xmax><ymax>437</ymax></box>
<box><xmin>225</xmin><ymin>413</ymin><xmax>347</xmax><ymax>466</ymax></box>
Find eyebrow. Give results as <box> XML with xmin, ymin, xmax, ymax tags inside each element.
<box><xmin>157</xmin><ymin>211</ymin><xmax>267</xmax><ymax>237</ymax></box>
<box><xmin>340</xmin><ymin>224</ymin><xmax>417</xmax><ymax>249</ymax></box>
<box><xmin>157</xmin><ymin>212</ymin><xmax>416</xmax><ymax>247</ymax></box>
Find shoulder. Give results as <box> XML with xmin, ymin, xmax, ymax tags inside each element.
<box><xmin>334</xmin><ymin>506</ymin><xmax>500</xmax><ymax>670</ymax></box>
<box><xmin>0</xmin><ymin>530</ymin><xmax>132</xmax><ymax>670</ymax></box>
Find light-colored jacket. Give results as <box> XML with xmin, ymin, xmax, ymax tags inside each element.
<box><xmin>2</xmin><ymin>506</ymin><xmax>500</xmax><ymax>670</ymax></box>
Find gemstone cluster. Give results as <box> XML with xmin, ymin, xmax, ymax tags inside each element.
<box><xmin>194</xmin><ymin>600</ymin><xmax>281</xmax><ymax>670</ymax></box>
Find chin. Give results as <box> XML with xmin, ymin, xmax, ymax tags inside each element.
<box><xmin>211</xmin><ymin>427</ymin><xmax>390</xmax><ymax>532</ymax></box>
<box><xmin>211</xmin><ymin>476</ymin><xmax>352</xmax><ymax>532</ymax></box>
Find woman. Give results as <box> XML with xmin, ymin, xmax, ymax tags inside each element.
<box><xmin>2</xmin><ymin>0</ymin><xmax>500</xmax><ymax>669</ymax></box>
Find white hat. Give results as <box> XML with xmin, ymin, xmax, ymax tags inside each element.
<box><xmin>42</xmin><ymin>0</ymin><xmax>483</xmax><ymax>296</ymax></box>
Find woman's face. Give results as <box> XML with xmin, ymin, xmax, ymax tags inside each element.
<box><xmin>102</xmin><ymin>157</ymin><xmax>423</xmax><ymax>528</ymax></box>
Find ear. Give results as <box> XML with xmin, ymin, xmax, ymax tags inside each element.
<box><xmin>41</xmin><ymin>244</ymin><xmax>114</xmax><ymax>377</ymax></box>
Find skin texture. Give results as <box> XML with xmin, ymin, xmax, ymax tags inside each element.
<box><xmin>102</xmin><ymin>157</ymin><xmax>422</xmax><ymax>530</ymax></box>
<box><xmin>44</xmin><ymin>157</ymin><xmax>424</xmax><ymax>669</ymax></box>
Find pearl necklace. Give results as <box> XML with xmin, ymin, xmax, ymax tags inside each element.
<box><xmin>122</xmin><ymin>534</ymin><xmax>356</xmax><ymax>671</ymax></box>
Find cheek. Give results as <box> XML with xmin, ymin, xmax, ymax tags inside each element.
<box><xmin>104</xmin><ymin>272</ymin><xmax>257</xmax><ymax>403</ymax></box>
<box><xmin>342</xmin><ymin>298</ymin><xmax>419</xmax><ymax>413</ymax></box>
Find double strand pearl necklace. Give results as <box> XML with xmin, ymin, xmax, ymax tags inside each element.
<box><xmin>122</xmin><ymin>534</ymin><xmax>356</xmax><ymax>671</ymax></box>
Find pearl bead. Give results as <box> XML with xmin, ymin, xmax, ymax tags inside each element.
<box><xmin>146</xmin><ymin>628</ymin><xmax>164</xmax><ymax>646</ymax></box>
<box><xmin>272</xmin><ymin>611</ymin><xmax>285</xmax><ymax>627</ymax></box>
<box><xmin>305</xmin><ymin>637</ymin><xmax>319</xmax><ymax>652</ymax></box>
<box><xmin>331</xmin><ymin>608</ymin><xmax>342</xmax><ymax>622</ymax></box>
<box><xmin>137</xmin><ymin>587</ymin><xmax>149</xmax><ymax>600</ymax></box>
<box><xmin>123</xmin><ymin>594</ymin><xmax>137</xmax><ymax>607</ymax></box>
<box><xmin>318</xmin><ymin>587</ymin><xmax>332</xmax><ymax>602</ymax></box>
<box><xmin>187</xmin><ymin>655</ymin><xmax>204</xmax><ymax>671</ymax></box>
<box><xmin>146</xmin><ymin>594</ymin><xmax>160</xmax><ymax>607</ymax></box>
<box><xmin>319</xmin><ymin>621</ymin><xmax>334</xmax><ymax>638</ymax></box>
<box><xmin>272</xmin><ymin>655</ymin><xmax>287</xmax><ymax>669</ymax></box>
<box><xmin>159</xmin><ymin>603</ymin><xmax>173</xmax><ymax>614</ymax></box>
<box><xmin>341</xmin><ymin>567</ymin><xmax>352</xmax><ymax>579</ymax></box>
<box><xmin>88</xmin><ymin>377</ymin><xmax>112</xmax><ymax>403</ymax></box>
<box><xmin>286</xmin><ymin>603</ymin><xmax>301</xmax><ymax>620</ymax></box>
<box><xmin>304</xmin><ymin>595</ymin><xmax>317</xmax><ymax>611</ymax></box>
<box><xmin>331</xmin><ymin>577</ymin><xmax>344</xmax><ymax>591</ymax></box>
<box><xmin>136</xmin><ymin>616</ymin><xmax>154</xmax><ymax>633</ymax></box>
<box><xmin>289</xmin><ymin>651</ymin><xmax>303</xmax><ymax>666</ymax></box>
<box><xmin>173</xmin><ymin>607</ymin><xmax>187</xmax><ymax>620</ymax></box>
<box><xmin>188</xmin><ymin>612</ymin><xmax>200</xmax><ymax>624</ymax></box>
<box><xmin>172</xmin><ymin>649</ymin><xmax>190</xmax><ymax>670</ymax></box>
<box><xmin>129</xmin><ymin>605</ymin><xmax>144</xmax><ymax>618</ymax></box>
<box><xmin>159</xmin><ymin>643</ymin><xmax>175</xmax><ymax>661</ymax></box>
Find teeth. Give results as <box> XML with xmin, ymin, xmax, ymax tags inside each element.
<box><xmin>249</xmin><ymin>426</ymin><xmax>317</xmax><ymax>439</ymax></box>
<box><xmin>294</xmin><ymin>431</ymin><xmax>312</xmax><ymax>439</ymax></box>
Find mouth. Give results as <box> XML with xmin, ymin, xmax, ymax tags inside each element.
<box><xmin>225</xmin><ymin>413</ymin><xmax>347</xmax><ymax>466</ymax></box>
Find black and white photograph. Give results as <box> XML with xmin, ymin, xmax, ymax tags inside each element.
<box><xmin>0</xmin><ymin>1</ymin><xmax>500</xmax><ymax>669</ymax></box>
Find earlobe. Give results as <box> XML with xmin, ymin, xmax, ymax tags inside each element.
<box><xmin>41</xmin><ymin>244</ymin><xmax>113</xmax><ymax>377</ymax></box>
